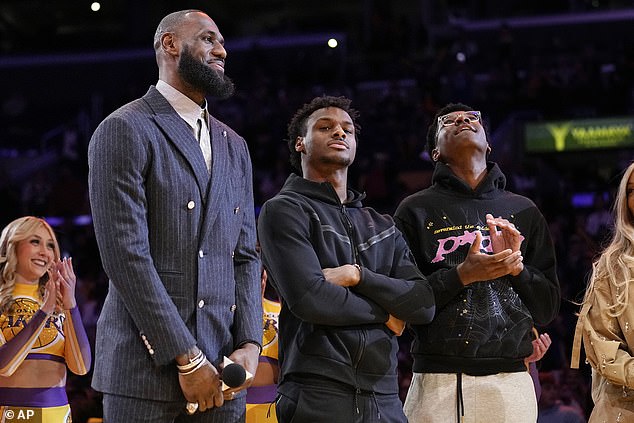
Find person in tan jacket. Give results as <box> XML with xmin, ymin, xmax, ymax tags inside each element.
<box><xmin>572</xmin><ymin>161</ymin><xmax>634</xmax><ymax>422</ymax></box>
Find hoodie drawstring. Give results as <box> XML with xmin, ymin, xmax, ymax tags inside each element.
<box><xmin>370</xmin><ymin>391</ymin><xmax>381</xmax><ymax>420</ymax></box>
<box><xmin>456</xmin><ymin>373</ymin><xmax>465</xmax><ymax>423</ymax></box>
<box><xmin>353</xmin><ymin>388</ymin><xmax>382</xmax><ymax>421</ymax></box>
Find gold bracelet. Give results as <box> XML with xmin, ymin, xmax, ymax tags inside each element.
<box><xmin>176</xmin><ymin>350</ymin><xmax>205</xmax><ymax>373</ymax></box>
<box><xmin>177</xmin><ymin>356</ymin><xmax>205</xmax><ymax>373</ymax></box>
<box><xmin>179</xmin><ymin>357</ymin><xmax>206</xmax><ymax>376</ymax></box>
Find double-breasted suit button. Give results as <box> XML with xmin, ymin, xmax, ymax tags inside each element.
<box><xmin>187</xmin><ymin>201</ymin><xmax>195</xmax><ymax>210</ymax></box>
<box><xmin>222</xmin><ymin>130</ymin><xmax>227</xmax><ymax>137</ymax></box>
<box><xmin>198</xmin><ymin>300</ymin><xmax>205</xmax><ymax>308</ymax></box>
<box><xmin>198</xmin><ymin>250</ymin><xmax>204</xmax><ymax>258</ymax></box>
<box><xmin>230</xmin><ymin>305</ymin><xmax>237</xmax><ymax>312</ymax></box>
<box><xmin>234</xmin><ymin>206</ymin><xmax>240</xmax><ymax>214</ymax></box>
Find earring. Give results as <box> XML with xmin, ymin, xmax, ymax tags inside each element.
<box><xmin>432</xmin><ymin>149</ymin><xmax>440</xmax><ymax>161</ymax></box>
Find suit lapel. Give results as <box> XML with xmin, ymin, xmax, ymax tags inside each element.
<box><xmin>143</xmin><ymin>88</ymin><xmax>210</xmax><ymax>197</ymax></box>
<box><xmin>202</xmin><ymin>117</ymin><xmax>229</xmax><ymax>234</ymax></box>
<box><xmin>143</xmin><ymin>87</ymin><xmax>232</xmax><ymax>242</ymax></box>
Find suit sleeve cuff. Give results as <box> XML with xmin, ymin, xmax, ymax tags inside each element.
<box><xmin>236</xmin><ymin>340</ymin><xmax>262</xmax><ymax>355</ymax></box>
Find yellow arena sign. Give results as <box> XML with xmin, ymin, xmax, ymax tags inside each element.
<box><xmin>525</xmin><ymin>117</ymin><xmax>634</xmax><ymax>152</ymax></box>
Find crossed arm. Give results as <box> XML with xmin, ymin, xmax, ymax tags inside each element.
<box><xmin>258</xmin><ymin>200</ymin><xmax>434</xmax><ymax>329</ymax></box>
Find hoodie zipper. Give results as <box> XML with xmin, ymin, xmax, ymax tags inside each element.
<box><xmin>341</xmin><ymin>204</ymin><xmax>360</xmax><ymax>264</ymax></box>
<box><xmin>340</xmin><ymin>202</ymin><xmax>366</xmax><ymax>383</ymax></box>
<box><xmin>321</xmin><ymin>182</ymin><xmax>370</xmax><ymax>416</ymax></box>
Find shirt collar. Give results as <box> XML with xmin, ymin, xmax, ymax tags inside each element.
<box><xmin>155</xmin><ymin>80</ymin><xmax>207</xmax><ymax>130</ymax></box>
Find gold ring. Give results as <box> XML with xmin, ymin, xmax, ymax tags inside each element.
<box><xmin>186</xmin><ymin>402</ymin><xmax>198</xmax><ymax>414</ymax></box>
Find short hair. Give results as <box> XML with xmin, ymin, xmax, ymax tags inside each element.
<box><xmin>286</xmin><ymin>95</ymin><xmax>361</xmax><ymax>174</ymax></box>
<box><xmin>426</xmin><ymin>102</ymin><xmax>489</xmax><ymax>155</ymax></box>
<box><xmin>153</xmin><ymin>9</ymin><xmax>201</xmax><ymax>51</ymax></box>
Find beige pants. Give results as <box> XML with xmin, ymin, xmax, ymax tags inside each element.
<box><xmin>403</xmin><ymin>372</ymin><xmax>537</xmax><ymax>423</ymax></box>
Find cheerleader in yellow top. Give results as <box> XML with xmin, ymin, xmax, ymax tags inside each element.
<box><xmin>0</xmin><ymin>217</ymin><xmax>91</xmax><ymax>423</ymax></box>
<box><xmin>246</xmin><ymin>269</ymin><xmax>281</xmax><ymax>423</ymax></box>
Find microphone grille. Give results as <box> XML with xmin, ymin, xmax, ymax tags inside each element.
<box><xmin>223</xmin><ymin>363</ymin><xmax>246</xmax><ymax>388</ymax></box>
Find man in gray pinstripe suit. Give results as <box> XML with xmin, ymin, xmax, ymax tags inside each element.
<box><xmin>88</xmin><ymin>10</ymin><xmax>262</xmax><ymax>422</ymax></box>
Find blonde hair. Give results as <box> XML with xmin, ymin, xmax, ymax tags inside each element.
<box><xmin>583</xmin><ymin>162</ymin><xmax>634</xmax><ymax>317</ymax></box>
<box><xmin>0</xmin><ymin>217</ymin><xmax>60</xmax><ymax>313</ymax></box>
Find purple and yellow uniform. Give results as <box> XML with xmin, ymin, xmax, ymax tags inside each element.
<box><xmin>246</xmin><ymin>297</ymin><xmax>281</xmax><ymax>422</ymax></box>
<box><xmin>0</xmin><ymin>283</ymin><xmax>90</xmax><ymax>422</ymax></box>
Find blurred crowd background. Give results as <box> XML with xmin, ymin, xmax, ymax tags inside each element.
<box><xmin>2</xmin><ymin>1</ymin><xmax>634</xmax><ymax>421</ymax></box>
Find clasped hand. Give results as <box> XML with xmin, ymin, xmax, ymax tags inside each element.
<box><xmin>179</xmin><ymin>357</ymin><xmax>223</xmax><ymax>412</ymax></box>
<box><xmin>179</xmin><ymin>342</ymin><xmax>259</xmax><ymax>412</ymax></box>
<box><xmin>42</xmin><ymin>257</ymin><xmax>77</xmax><ymax>314</ymax></box>
<box><xmin>457</xmin><ymin>214</ymin><xmax>524</xmax><ymax>285</ymax></box>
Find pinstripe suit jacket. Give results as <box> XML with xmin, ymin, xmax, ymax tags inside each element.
<box><xmin>88</xmin><ymin>86</ymin><xmax>261</xmax><ymax>401</ymax></box>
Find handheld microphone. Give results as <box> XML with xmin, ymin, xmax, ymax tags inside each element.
<box><xmin>221</xmin><ymin>362</ymin><xmax>247</xmax><ymax>389</ymax></box>
<box><xmin>185</xmin><ymin>356</ymin><xmax>252</xmax><ymax>414</ymax></box>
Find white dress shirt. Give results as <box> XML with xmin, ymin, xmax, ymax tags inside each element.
<box><xmin>155</xmin><ymin>80</ymin><xmax>211</xmax><ymax>172</ymax></box>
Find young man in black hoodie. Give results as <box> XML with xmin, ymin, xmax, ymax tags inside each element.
<box><xmin>394</xmin><ymin>103</ymin><xmax>560</xmax><ymax>423</ymax></box>
<box><xmin>257</xmin><ymin>96</ymin><xmax>435</xmax><ymax>423</ymax></box>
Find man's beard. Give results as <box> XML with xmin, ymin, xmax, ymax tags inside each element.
<box><xmin>178</xmin><ymin>47</ymin><xmax>235</xmax><ymax>99</ymax></box>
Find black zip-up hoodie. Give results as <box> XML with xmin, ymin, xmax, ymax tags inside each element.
<box><xmin>395</xmin><ymin>162</ymin><xmax>560</xmax><ymax>375</ymax></box>
<box><xmin>258</xmin><ymin>174</ymin><xmax>435</xmax><ymax>395</ymax></box>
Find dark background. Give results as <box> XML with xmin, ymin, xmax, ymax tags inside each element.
<box><xmin>3</xmin><ymin>1</ymin><xmax>634</xmax><ymax>420</ymax></box>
